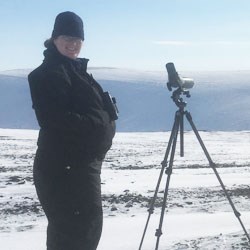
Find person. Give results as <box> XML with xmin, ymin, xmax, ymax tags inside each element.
<box><xmin>28</xmin><ymin>11</ymin><xmax>116</xmax><ymax>250</ymax></box>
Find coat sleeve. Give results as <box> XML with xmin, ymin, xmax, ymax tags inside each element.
<box><xmin>28</xmin><ymin>71</ymin><xmax>91</xmax><ymax>133</ymax></box>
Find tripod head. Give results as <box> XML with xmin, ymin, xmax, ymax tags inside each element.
<box><xmin>171</xmin><ymin>87</ymin><xmax>190</xmax><ymax>109</ymax></box>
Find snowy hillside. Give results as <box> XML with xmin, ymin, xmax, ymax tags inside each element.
<box><xmin>0</xmin><ymin>129</ymin><xmax>250</xmax><ymax>249</ymax></box>
<box><xmin>0</xmin><ymin>68</ymin><xmax>250</xmax><ymax>131</ymax></box>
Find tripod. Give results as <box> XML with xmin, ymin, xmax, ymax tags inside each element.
<box><xmin>139</xmin><ymin>88</ymin><xmax>250</xmax><ymax>250</ymax></box>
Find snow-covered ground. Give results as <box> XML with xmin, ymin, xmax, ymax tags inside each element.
<box><xmin>0</xmin><ymin>128</ymin><xmax>250</xmax><ymax>249</ymax></box>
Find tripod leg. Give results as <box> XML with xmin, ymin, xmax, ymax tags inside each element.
<box><xmin>154</xmin><ymin>112</ymin><xmax>180</xmax><ymax>250</ymax></box>
<box><xmin>138</xmin><ymin>111</ymin><xmax>180</xmax><ymax>250</ymax></box>
<box><xmin>185</xmin><ymin>111</ymin><xmax>250</xmax><ymax>242</ymax></box>
<box><xmin>180</xmin><ymin>109</ymin><xmax>184</xmax><ymax>157</ymax></box>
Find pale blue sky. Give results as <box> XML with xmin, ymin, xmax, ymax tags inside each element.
<box><xmin>1</xmin><ymin>0</ymin><xmax>250</xmax><ymax>71</ymax></box>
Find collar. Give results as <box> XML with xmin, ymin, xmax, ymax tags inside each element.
<box><xmin>43</xmin><ymin>45</ymin><xmax>89</xmax><ymax>72</ymax></box>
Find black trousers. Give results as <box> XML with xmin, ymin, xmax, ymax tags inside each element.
<box><xmin>33</xmin><ymin>148</ymin><xmax>103</xmax><ymax>250</ymax></box>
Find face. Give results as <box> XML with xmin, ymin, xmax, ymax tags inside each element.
<box><xmin>53</xmin><ymin>35</ymin><xmax>83</xmax><ymax>59</ymax></box>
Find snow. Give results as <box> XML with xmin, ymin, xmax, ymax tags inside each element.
<box><xmin>0</xmin><ymin>129</ymin><xmax>250</xmax><ymax>249</ymax></box>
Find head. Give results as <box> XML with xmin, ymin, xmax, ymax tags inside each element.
<box><xmin>50</xmin><ymin>11</ymin><xmax>84</xmax><ymax>59</ymax></box>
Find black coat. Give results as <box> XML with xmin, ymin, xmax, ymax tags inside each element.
<box><xmin>28</xmin><ymin>46</ymin><xmax>116</xmax><ymax>249</ymax></box>
<box><xmin>28</xmin><ymin>46</ymin><xmax>116</xmax><ymax>164</ymax></box>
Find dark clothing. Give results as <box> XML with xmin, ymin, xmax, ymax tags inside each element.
<box><xmin>29</xmin><ymin>46</ymin><xmax>115</xmax><ymax>163</ymax></box>
<box><xmin>28</xmin><ymin>46</ymin><xmax>115</xmax><ymax>250</ymax></box>
<box><xmin>34</xmin><ymin>148</ymin><xmax>103</xmax><ymax>250</ymax></box>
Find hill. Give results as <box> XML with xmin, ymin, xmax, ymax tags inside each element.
<box><xmin>0</xmin><ymin>68</ymin><xmax>250</xmax><ymax>131</ymax></box>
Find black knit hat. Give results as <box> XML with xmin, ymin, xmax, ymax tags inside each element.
<box><xmin>51</xmin><ymin>11</ymin><xmax>84</xmax><ymax>40</ymax></box>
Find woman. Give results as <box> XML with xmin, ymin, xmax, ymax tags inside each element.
<box><xmin>28</xmin><ymin>11</ymin><xmax>116</xmax><ymax>250</ymax></box>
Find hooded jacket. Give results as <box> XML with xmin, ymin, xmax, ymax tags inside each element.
<box><xmin>28</xmin><ymin>46</ymin><xmax>115</xmax><ymax>164</ymax></box>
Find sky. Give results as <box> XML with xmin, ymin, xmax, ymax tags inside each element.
<box><xmin>1</xmin><ymin>0</ymin><xmax>250</xmax><ymax>72</ymax></box>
